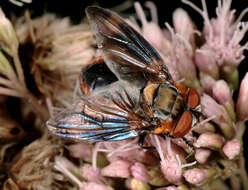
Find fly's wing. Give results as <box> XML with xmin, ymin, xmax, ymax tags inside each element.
<box><xmin>86</xmin><ymin>6</ymin><xmax>172</xmax><ymax>87</ymax></box>
<box><xmin>46</xmin><ymin>82</ymin><xmax>147</xmax><ymax>141</ymax></box>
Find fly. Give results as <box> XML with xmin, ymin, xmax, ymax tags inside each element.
<box><xmin>46</xmin><ymin>6</ymin><xmax>201</xmax><ymax>147</ymax></box>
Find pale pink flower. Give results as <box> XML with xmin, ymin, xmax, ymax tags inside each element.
<box><xmin>81</xmin><ymin>164</ymin><xmax>104</xmax><ymax>182</ymax></box>
<box><xmin>151</xmin><ymin>136</ymin><xmax>196</xmax><ymax>184</ymax></box>
<box><xmin>183</xmin><ymin>168</ymin><xmax>215</xmax><ymax>186</ymax></box>
<box><xmin>201</xmin><ymin>94</ymin><xmax>224</xmax><ymax>121</ymax></box>
<box><xmin>172</xmin><ymin>8</ymin><xmax>198</xmax><ymax>50</ymax></box>
<box><xmin>134</xmin><ymin>1</ymin><xmax>165</xmax><ymax>50</ymax></box>
<box><xmin>201</xmin><ymin>94</ymin><xmax>223</xmax><ymax>120</ymax></box>
<box><xmin>130</xmin><ymin>162</ymin><xmax>150</xmax><ymax>182</ymax></box>
<box><xmin>155</xmin><ymin>137</ymin><xmax>183</xmax><ymax>183</ymax></box>
<box><xmin>184</xmin><ymin>168</ymin><xmax>207</xmax><ymax>186</ymax></box>
<box><xmin>236</xmin><ymin>73</ymin><xmax>248</xmax><ymax>121</ymax></box>
<box><xmin>101</xmin><ymin>160</ymin><xmax>131</xmax><ymax>178</ymax></box>
<box><xmin>199</xmin><ymin>73</ymin><xmax>216</xmax><ymax>95</ymax></box>
<box><xmin>223</xmin><ymin>139</ymin><xmax>241</xmax><ymax>160</ymax></box>
<box><xmin>160</xmin><ymin>158</ymin><xmax>182</xmax><ymax>184</ymax></box>
<box><xmin>166</xmin><ymin>23</ymin><xmax>200</xmax><ymax>89</ymax></box>
<box><xmin>212</xmin><ymin>80</ymin><xmax>233</xmax><ymax>106</ymax></box>
<box><xmin>96</xmin><ymin>140</ymin><xmax>158</xmax><ymax>165</ymax></box>
<box><xmin>193</xmin><ymin>121</ymin><xmax>216</xmax><ymax>134</ymax></box>
<box><xmin>194</xmin><ymin>132</ymin><xmax>225</xmax><ymax>150</ymax></box>
<box><xmin>201</xmin><ymin>94</ymin><xmax>235</xmax><ymax>138</ymax></box>
<box><xmin>195</xmin><ymin>148</ymin><xmax>211</xmax><ymax>164</ymax></box>
<box><xmin>183</xmin><ymin>0</ymin><xmax>248</xmax><ymax>66</ymax></box>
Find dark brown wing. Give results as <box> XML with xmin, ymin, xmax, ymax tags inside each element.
<box><xmin>46</xmin><ymin>82</ymin><xmax>149</xmax><ymax>141</ymax></box>
<box><xmin>86</xmin><ymin>6</ymin><xmax>171</xmax><ymax>87</ymax></box>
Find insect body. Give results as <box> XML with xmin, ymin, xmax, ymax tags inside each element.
<box><xmin>46</xmin><ymin>6</ymin><xmax>201</xmax><ymax>145</ymax></box>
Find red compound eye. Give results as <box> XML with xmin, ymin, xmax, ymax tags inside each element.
<box><xmin>173</xmin><ymin>111</ymin><xmax>192</xmax><ymax>138</ymax></box>
<box><xmin>187</xmin><ymin>88</ymin><xmax>200</xmax><ymax>109</ymax></box>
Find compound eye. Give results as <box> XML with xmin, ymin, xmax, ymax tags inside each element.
<box><xmin>187</xmin><ymin>88</ymin><xmax>200</xmax><ymax>109</ymax></box>
<box><xmin>173</xmin><ymin>111</ymin><xmax>192</xmax><ymax>138</ymax></box>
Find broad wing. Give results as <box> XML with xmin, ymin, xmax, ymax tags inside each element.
<box><xmin>46</xmin><ymin>82</ymin><xmax>147</xmax><ymax>141</ymax></box>
<box><xmin>86</xmin><ymin>6</ymin><xmax>171</xmax><ymax>87</ymax></box>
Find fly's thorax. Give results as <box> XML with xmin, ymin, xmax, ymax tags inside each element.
<box><xmin>142</xmin><ymin>82</ymin><xmax>185</xmax><ymax>120</ymax></box>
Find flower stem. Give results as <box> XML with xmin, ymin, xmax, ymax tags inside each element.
<box><xmin>12</xmin><ymin>51</ymin><xmax>26</xmax><ymax>88</ymax></box>
<box><xmin>239</xmin><ymin>153</ymin><xmax>248</xmax><ymax>190</ymax></box>
<box><xmin>0</xmin><ymin>86</ymin><xmax>24</xmax><ymax>97</ymax></box>
<box><xmin>236</xmin><ymin>122</ymin><xmax>248</xmax><ymax>190</ymax></box>
<box><xmin>0</xmin><ymin>77</ymin><xmax>14</xmax><ymax>87</ymax></box>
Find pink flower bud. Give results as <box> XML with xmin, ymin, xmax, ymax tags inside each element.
<box><xmin>184</xmin><ymin>168</ymin><xmax>206</xmax><ymax>185</ymax></box>
<box><xmin>101</xmin><ymin>160</ymin><xmax>131</xmax><ymax>178</ymax></box>
<box><xmin>236</xmin><ymin>73</ymin><xmax>248</xmax><ymax>121</ymax></box>
<box><xmin>201</xmin><ymin>94</ymin><xmax>222</xmax><ymax>120</ymax></box>
<box><xmin>174</xmin><ymin>46</ymin><xmax>200</xmax><ymax>89</ymax></box>
<box><xmin>201</xmin><ymin>94</ymin><xmax>235</xmax><ymax>138</ymax></box>
<box><xmin>223</xmin><ymin>139</ymin><xmax>241</xmax><ymax>160</ymax></box>
<box><xmin>130</xmin><ymin>162</ymin><xmax>150</xmax><ymax>182</ymax></box>
<box><xmin>184</xmin><ymin>168</ymin><xmax>214</xmax><ymax>186</ymax></box>
<box><xmin>195</xmin><ymin>132</ymin><xmax>225</xmax><ymax>150</ymax></box>
<box><xmin>81</xmin><ymin>164</ymin><xmax>104</xmax><ymax>182</ymax></box>
<box><xmin>212</xmin><ymin>80</ymin><xmax>232</xmax><ymax>105</ymax></box>
<box><xmin>193</xmin><ymin>122</ymin><xmax>216</xmax><ymax>134</ymax></box>
<box><xmin>195</xmin><ymin>148</ymin><xmax>211</xmax><ymax>164</ymax></box>
<box><xmin>200</xmin><ymin>73</ymin><xmax>216</xmax><ymax>95</ymax></box>
<box><xmin>173</xmin><ymin>8</ymin><xmax>196</xmax><ymax>49</ymax></box>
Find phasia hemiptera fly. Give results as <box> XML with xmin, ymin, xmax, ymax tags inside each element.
<box><xmin>46</xmin><ymin>6</ymin><xmax>201</xmax><ymax>147</ymax></box>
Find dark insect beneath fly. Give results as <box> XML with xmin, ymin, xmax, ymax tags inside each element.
<box><xmin>46</xmin><ymin>6</ymin><xmax>201</xmax><ymax>148</ymax></box>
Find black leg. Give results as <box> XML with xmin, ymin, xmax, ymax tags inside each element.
<box><xmin>138</xmin><ymin>133</ymin><xmax>155</xmax><ymax>149</ymax></box>
<box><xmin>182</xmin><ymin>137</ymin><xmax>195</xmax><ymax>150</ymax></box>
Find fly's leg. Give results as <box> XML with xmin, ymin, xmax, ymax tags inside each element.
<box><xmin>138</xmin><ymin>132</ymin><xmax>155</xmax><ymax>149</ymax></box>
<box><xmin>182</xmin><ymin>137</ymin><xmax>195</xmax><ymax>150</ymax></box>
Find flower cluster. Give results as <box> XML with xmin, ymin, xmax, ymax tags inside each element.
<box><xmin>52</xmin><ymin>1</ymin><xmax>248</xmax><ymax>189</ymax></box>
<box><xmin>0</xmin><ymin>0</ymin><xmax>248</xmax><ymax>190</ymax></box>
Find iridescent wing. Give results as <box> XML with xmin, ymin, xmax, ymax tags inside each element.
<box><xmin>47</xmin><ymin>82</ymin><xmax>148</xmax><ymax>141</ymax></box>
<box><xmin>86</xmin><ymin>6</ymin><xmax>172</xmax><ymax>87</ymax></box>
